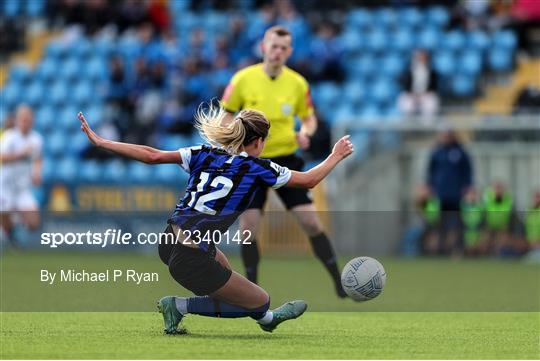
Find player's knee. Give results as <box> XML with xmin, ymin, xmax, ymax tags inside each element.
<box><xmin>254</xmin><ymin>289</ymin><xmax>270</xmax><ymax>308</ymax></box>
<box><xmin>300</xmin><ymin>216</ymin><xmax>323</xmax><ymax>236</ymax></box>
<box><xmin>239</xmin><ymin>211</ymin><xmax>260</xmax><ymax>235</ymax></box>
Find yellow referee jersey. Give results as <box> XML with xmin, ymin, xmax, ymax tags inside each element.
<box><xmin>221</xmin><ymin>63</ymin><xmax>314</xmax><ymax>158</ymax></box>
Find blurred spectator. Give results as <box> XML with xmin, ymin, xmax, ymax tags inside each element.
<box><xmin>524</xmin><ymin>190</ymin><xmax>540</xmax><ymax>250</ymax></box>
<box><xmin>0</xmin><ymin>18</ymin><xmax>25</xmax><ymax>61</ymax></box>
<box><xmin>414</xmin><ymin>184</ymin><xmax>441</xmax><ymax>255</ymax></box>
<box><xmin>427</xmin><ymin>128</ymin><xmax>473</xmax><ymax>255</ymax></box>
<box><xmin>450</xmin><ymin>0</ymin><xmax>492</xmax><ymax>31</ymax></box>
<box><xmin>460</xmin><ymin>187</ymin><xmax>486</xmax><ymax>256</ymax></box>
<box><xmin>483</xmin><ymin>182</ymin><xmax>527</xmax><ymax>257</ymax></box>
<box><xmin>513</xmin><ymin>84</ymin><xmax>540</xmax><ymax>115</ymax></box>
<box><xmin>303</xmin><ymin>113</ymin><xmax>331</xmax><ymax>161</ymax></box>
<box><xmin>147</xmin><ymin>0</ymin><xmax>171</xmax><ymax>34</ymax></box>
<box><xmin>398</xmin><ymin>49</ymin><xmax>439</xmax><ymax>121</ymax></box>
<box><xmin>106</xmin><ymin>56</ymin><xmax>129</xmax><ymax>109</ymax></box>
<box><xmin>117</xmin><ymin>0</ymin><xmax>150</xmax><ymax>33</ymax></box>
<box><xmin>308</xmin><ymin>23</ymin><xmax>344</xmax><ymax>82</ymax></box>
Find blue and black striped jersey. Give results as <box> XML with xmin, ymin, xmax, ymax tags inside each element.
<box><xmin>169</xmin><ymin>145</ymin><xmax>291</xmax><ymax>250</ymax></box>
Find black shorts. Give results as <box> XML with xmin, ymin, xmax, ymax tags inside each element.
<box><xmin>158</xmin><ymin>225</ymin><xmax>232</xmax><ymax>296</ymax></box>
<box><xmin>248</xmin><ymin>153</ymin><xmax>312</xmax><ymax>210</ymax></box>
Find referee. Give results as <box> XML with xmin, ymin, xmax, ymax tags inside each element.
<box><xmin>221</xmin><ymin>26</ymin><xmax>346</xmax><ymax>298</ymax></box>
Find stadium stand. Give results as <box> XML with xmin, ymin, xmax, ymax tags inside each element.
<box><xmin>0</xmin><ymin>0</ymin><xmax>524</xmax><ymax>189</ymax></box>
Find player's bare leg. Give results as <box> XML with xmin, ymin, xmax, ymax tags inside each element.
<box><xmin>0</xmin><ymin>212</ymin><xmax>15</xmax><ymax>246</ymax></box>
<box><xmin>20</xmin><ymin>209</ymin><xmax>40</xmax><ymax>231</ymax></box>
<box><xmin>291</xmin><ymin>203</ymin><xmax>347</xmax><ymax>298</ymax></box>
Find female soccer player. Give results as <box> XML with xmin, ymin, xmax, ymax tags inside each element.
<box><xmin>78</xmin><ymin>106</ymin><xmax>353</xmax><ymax>334</ymax></box>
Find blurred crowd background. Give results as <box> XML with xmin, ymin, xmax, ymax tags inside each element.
<box><xmin>1</xmin><ymin>0</ymin><xmax>539</xmax><ymax>258</ymax></box>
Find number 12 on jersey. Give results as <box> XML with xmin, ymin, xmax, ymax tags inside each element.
<box><xmin>187</xmin><ymin>172</ymin><xmax>233</xmax><ymax>215</ymax></box>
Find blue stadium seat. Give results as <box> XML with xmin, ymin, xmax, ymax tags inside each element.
<box><xmin>57</xmin><ymin>156</ymin><xmax>79</xmax><ymax>183</ymax></box>
<box><xmin>371</xmin><ymin>78</ymin><xmax>397</xmax><ymax>105</ymax></box>
<box><xmin>8</xmin><ymin>64</ymin><xmax>32</xmax><ymax>84</ymax></box>
<box><xmin>128</xmin><ymin>161</ymin><xmax>154</xmax><ymax>183</ymax></box>
<box><xmin>155</xmin><ymin>164</ymin><xmax>183</xmax><ymax>183</ymax></box>
<box><xmin>493</xmin><ymin>30</ymin><xmax>517</xmax><ymax>50</ymax></box>
<box><xmin>59</xmin><ymin>58</ymin><xmax>81</xmax><ymax>80</ymax></box>
<box><xmin>79</xmin><ymin>160</ymin><xmax>102</xmax><ymax>183</ymax></box>
<box><xmin>72</xmin><ymin>81</ymin><xmax>94</xmax><ymax>106</ymax></box>
<box><xmin>71</xmin><ymin>39</ymin><xmax>93</xmax><ymax>60</ymax></box>
<box><xmin>343</xmin><ymin>81</ymin><xmax>366</xmax><ymax>107</ymax></box>
<box><xmin>48</xmin><ymin>80</ymin><xmax>69</xmax><ymax>106</ymax></box>
<box><xmin>376</xmin><ymin>8</ymin><xmax>398</xmax><ymax>29</ymax></box>
<box><xmin>35</xmin><ymin>105</ymin><xmax>55</xmax><ymax>132</ymax></box>
<box><xmin>365</xmin><ymin>29</ymin><xmax>387</xmax><ymax>53</ymax></box>
<box><xmin>42</xmin><ymin>157</ymin><xmax>55</xmax><ymax>183</ymax></box>
<box><xmin>86</xmin><ymin>57</ymin><xmax>108</xmax><ymax>81</ymax></box>
<box><xmin>348</xmin><ymin>54</ymin><xmax>376</xmax><ymax>79</ymax></box>
<box><xmin>391</xmin><ymin>28</ymin><xmax>414</xmax><ymax>52</ymax></box>
<box><xmin>203</xmin><ymin>12</ymin><xmax>228</xmax><ymax>32</ymax></box>
<box><xmin>359</xmin><ymin>105</ymin><xmax>382</xmax><ymax>124</ymax></box>
<box><xmin>452</xmin><ymin>75</ymin><xmax>476</xmax><ymax>96</ymax></box>
<box><xmin>158</xmin><ymin>134</ymin><xmax>191</xmax><ymax>150</ymax></box>
<box><xmin>103</xmin><ymin>160</ymin><xmax>127</xmax><ymax>183</ymax></box>
<box><xmin>340</xmin><ymin>30</ymin><xmax>363</xmax><ymax>54</ymax></box>
<box><xmin>313</xmin><ymin>82</ymin><xmax>340</xmax><ymax>107</ymax></box>
<box><xmin>459</xmin><ymin>50</ymin><xmax>482</xmax><ymax>75</ymax></box>
<box><xmin>36</xmin><ymin>58</ymin><xmax>58</xmax><ymax>81</ymax></box>
<box><xmin>175</xmin><ymin>11</ymin><xmax>200</xmax><ymax>32</ymax></box>
<box><xmin>488</xmin><ymin>47</ymin><xmax>514</xmax><ymax>71</ymax></box>
<box><xmin>347</xmin><ymin>8</ymin><xmax>372</xmax><ymax>30</ymax></box>
<box><xmin>25</xmin><ymin>0</ymin><xmax>45</xmax><ymax>17</ymax></box>
<box><xmin>381</xmin><ymin>53</ymin><xmax>405</xmax><ymax>77</ymax></box>
<box><xmin>3</xmin><ymin>0</ymin><xmax>20</xmax><ymax>17</ymax></box>
<box><xmin>45</xmin><ymin>41</ymin><xmax>68</xmax><ymax>60</ymax></box>
<box><xmin>399</xmin><ymin>8</ymin><xmax>423</xmax><ymax>28</ymax></box>
<box><xmin>442</xmin><ymin>31</ymin><xmax>466</xmax><ymax>52</ymax></box>
<box><xmin>426</xmin><ymin>6</ymin><xmax>449</xmax><ymax>28</ymax></box>
<box><xmin>119</xmin><ymin>37</ymin><xmax>142</xmax><ymax>62</ymax></box>
<box><xmin>333</xmin><ymin>104</ymin><xmax>355</xmax><ymax>125</ymax></box>
<box><xmin>2</xmin><ymin>82</ymin><xmax>22</xmax><ymax>109</ymax></box>
<box><xmin>82</xmin><ymin>105</ymin><xmax>104</xmax><ymax>127</ymax></box>
<box><xmin>433</xmin><ymin>51</ymin><xmax>456</xmax><ymax>76</ymax></box>
<box><xmin>467</xmin><ymin>31</ymin><xmax>491</xmax><ymax>52</ymax></box>
<box><xmin>65</xmin><ymin>130</ymin><xmax>88</xmax><ymax>156</ymax></box>
<box><xmin>25</xmin><ymin>81</ymin><xmax>45</xmax><ymax>107</ymax></box>
<box><xmin>59</xmin><ymin>106</ymin><xmax>79</xmax><ymax>131</ymax></box>
<box><xmin>417</xmin><ymin>28</ymin><xmax>441</xmax><ymax>51</ymax></box>
<box><xmin>46</xmin><ymin>130</ymin><xmax>69</xmax><ymax>158</ymax></box>
<box><xmin>94</xmin><ymin>38</ymin><xmax>114</xmax><ymax>59</ymax></box>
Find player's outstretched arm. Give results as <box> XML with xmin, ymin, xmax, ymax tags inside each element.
<box><xmin>78</xmin><ymin>112</ymin><xmax>180</xmax><ymax>164</ymax></box>
<box><xmin>287</xmin><ymin>135</ymin><xmax>354</xmax><ymax>189</ymax></box>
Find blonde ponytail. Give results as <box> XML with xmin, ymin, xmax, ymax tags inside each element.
<box><xmin>194</xmin><ymin>102</ymin><xmax>270</xmax><ymax>154</ymax></box>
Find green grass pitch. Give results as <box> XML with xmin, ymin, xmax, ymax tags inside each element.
<box><xmin>1</xmin><ymin>251</ymin><xmax>539</xmax><ymax>359</ymax></box>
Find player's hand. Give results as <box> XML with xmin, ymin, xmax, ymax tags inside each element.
<box><xmin>78</xmin><ymin>112</ymin><xmax>104</xmax><ymax>147</ymax></box>
<box><xmin>296</xmin><ymin>132</ymin><xmax>310</xmax><ymax>150</ymax></box>
<box><xmin>331</xmin><ymin>135</ymin><xmax>354</xmax><ymax>160</ymax></box>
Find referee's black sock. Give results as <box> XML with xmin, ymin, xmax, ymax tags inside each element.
<box><xmin>309</xmin><ymin>232</ymin><xmax>347</xmax><ymax>298</ymax></box>
<box><xmin>241</xmin><ymin>240</ymin><xmax>260</xmax><ymax>284</ymax></box>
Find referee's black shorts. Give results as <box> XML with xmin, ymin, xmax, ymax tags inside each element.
<box><xmin>248</xmin><ymin>153</ymin><xmax>313</xmax><ymax>210</ymax></box>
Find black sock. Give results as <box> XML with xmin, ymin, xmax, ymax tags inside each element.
<box><xmin>241</xmin><ymin>239</ymin><xmax>260</xmax><ymax>284</ymax></box>
<box><xmin>309</xmin><ymin>233</ymin><xmax>345</xmax><ymax>296</ymax></box>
